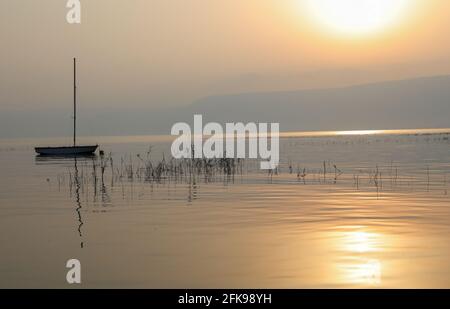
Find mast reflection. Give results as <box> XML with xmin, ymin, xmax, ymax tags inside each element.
<box><xmin>73</xmin><ymin>157</ymin><xmax>84</xmax><ymax>248</ymax></box>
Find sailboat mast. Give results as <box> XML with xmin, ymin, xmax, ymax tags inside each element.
<box><xmin>73</xmin><ymin>58</ymin><xmax>77</xmax><ymax>147</ymax></box>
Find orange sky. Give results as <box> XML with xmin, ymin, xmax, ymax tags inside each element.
<box><xmin>1</xmin><ymin>0</ymin><xmax>450</xmax><ymax>110</ymax></box>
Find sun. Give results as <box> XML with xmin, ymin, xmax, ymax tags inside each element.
<box><xmin>305</xmin><ymin>0</ymin><xmax>412</xmax><ymax>36</ymax></box>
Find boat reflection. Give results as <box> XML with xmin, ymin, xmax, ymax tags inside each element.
<box><xmin>35</xmin><ymin>155</ymin><xmax>90</xmax><ymax>248</ymax></box>
<box><xmin>35</xmin><ymin>154</ymin><xmax>96</xmax><ymax>165</ymax></box>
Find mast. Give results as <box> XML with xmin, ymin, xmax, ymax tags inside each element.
<box><xmin>73</xmin><ymin>58</ymin><xmax>77</xmax><ymax>147</ymax></box>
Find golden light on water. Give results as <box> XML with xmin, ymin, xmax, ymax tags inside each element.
<box><xmin>343</xmin><ymin>231</ymin><xmax>379</xmax><ymax>253</ymax></box>
<box><xmin>338</xmin><ymin>258</ymin><xmax>382</xmax><ymax>285</ymax></box>
<box><xmin>332</xmin><ymin>227</ymin><xmax>385</xmax><ymax>286</ymax></box>
<box><xmin>334</xmin><ymin>130</ymin><xmax>384</xmax><ymax>136</ymax></box>
<box><xmin>303</xmin><ymin>0</ymin><xmax>414</xmax><ymax>36</ymax></box>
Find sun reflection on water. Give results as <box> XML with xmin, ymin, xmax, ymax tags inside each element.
<box><xmin>343</xmin><ymin>231</ymin><xmax>380</xmax><ymax>253</ymax></box>
<box><xmin>338</xmin><ymin>258</ymin><xmax>382</xmax><ymax>285</ymax></box>
<box><xmin>335</xmin><ymin>130</ymin><xmax>384</xmax><ymax>136</ymax></box>
<box><xmin>333</xmin><ymin>227</ymin><xmax>384</xmax><ymax>286</ymax></box>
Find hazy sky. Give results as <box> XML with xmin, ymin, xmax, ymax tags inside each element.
<box><xmin>1</xmin><ymin>0</ymin><xmax>450</xmax><ymax>113</ymax></box>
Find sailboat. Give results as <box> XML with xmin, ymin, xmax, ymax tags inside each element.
<box><xmin>35</xmin><ymin>58</ymin><xmax>98</xmax><ymax>156</ymax></box>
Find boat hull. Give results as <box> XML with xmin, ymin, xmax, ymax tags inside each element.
<box><xmin>35</xmin><ymin>145</ymin><xmax>98</xmax><ymax>156</ymax></box>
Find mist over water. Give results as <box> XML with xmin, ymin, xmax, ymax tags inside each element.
<box><xmin>0</xmin><ymin>130</ymin><xmax>449</xmax><ymax>288</ymax></box>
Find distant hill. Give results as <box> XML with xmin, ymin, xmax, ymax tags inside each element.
<box><xmin>1</xmin><ymin>75</ymin><xmax>450</xmax><ymax>138</ymax></box>
<box><xmin>182</xmin><ymin>75</ymin><xmax>450</xmax><ymax>132</ymax></box>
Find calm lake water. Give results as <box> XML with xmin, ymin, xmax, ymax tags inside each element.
<box><xmin>0</xmin><ymin>129</ymin><xmax>450</xmax><ymax>288</ymax></box>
